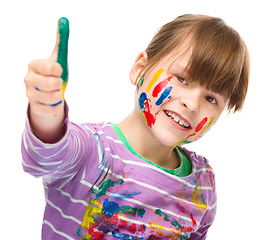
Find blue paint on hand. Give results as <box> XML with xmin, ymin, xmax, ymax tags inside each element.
<box><xmin>155</xmin><ymin>86</ymin><xmax>172</xmax><ymax>106</ymax></box>
<box><xmin>51</xmin><ymin>100</ymin><xmax>63</xmax><ymax>107</ymax></box>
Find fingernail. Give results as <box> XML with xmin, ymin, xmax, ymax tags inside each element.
<box><xmin>51</xmin><ymin>100</ymin><xmax>62</xmax><ymax>107</ymax></box>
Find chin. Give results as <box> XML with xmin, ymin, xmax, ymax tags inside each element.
<box><xmin>149</xmin><ymin>126</ymin><xmax>190</xmax><ymax>148</ymax></box>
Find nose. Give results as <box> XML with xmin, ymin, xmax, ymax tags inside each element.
<box><xmin>180</xmin><ymin>90</ymin><xmax>201</xmax><ymax>114</ymax></box>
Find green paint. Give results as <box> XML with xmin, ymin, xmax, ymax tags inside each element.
<box><xmin>93</xmin><ymin>179</ymin><xmax>124</xmax><ymax>198</ymax></box>
<box><xmin>139</xmin><ymin>74</ymin><xmax>145</xmax><ymax>88</ymax></box>
<box><xmin>155</xmin><ymin>209</ymin><xmax>182</xmax><ymax>230</ymax></box>
<box><xmin>57</xmin><ymin>17</ymin><xmax>69</xmax><ymax>84</ymax></box>
<box><xmin>120</xmin><ymin>205</ymin><xmax>145</xmax><ymax>217</ymax></box>
<box><xmin>137</xmin><ymin>208</ymin><xmax>146</xmax><ymax>217</ymax></box>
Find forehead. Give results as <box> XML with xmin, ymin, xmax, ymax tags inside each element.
<box><xmin>158</xmin><ymin>39</ymin><xmax>193</xmax><ymax>74</ymax></box>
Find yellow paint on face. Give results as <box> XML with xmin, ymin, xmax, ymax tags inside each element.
<box><xmin>146</xmin><ymin>69</ymin><xmax>165</xmax><ymax>92</ymax></box>
<box><xmin>198</xmin><ymin>117</ymin><xmax>214</xmax><ymax>137</ymax></box>
<box><xmin>172</xmin><ymin>117</ymin><xmax>215</xmax><ymax>147</ymax></box>
<box><xmin>191</xmin><ymin>117</ymin><xmax>215</xmax><ymax>142</ymax></box>
<box><xmin>140</xmin><ymin>109</ymin><xmax>149</xmax><ymax>127</ymax></box>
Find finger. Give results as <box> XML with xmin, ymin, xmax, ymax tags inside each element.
<box><xmin>33</xmin><ymin>88</ymin><xmax>63</xmax><ymax>107</ymax></box>
<box><xmin>50</xmin><ymin>17</ymin><xmax>69</xmax><ymax>100</ymax></box>
<box><xmin>30</xmin><ymin>88</ymin><xmax>63</xmax><ymax>105</ymax></box>
<box><xmin>28</xmin><ymin>59</ymin><xmax>63</xmax><ymax>77</ymax></box>
<box><xmin>25</xmin><ymin>70</ymin><xmax>63</xmax><ymax>92</ymax></box>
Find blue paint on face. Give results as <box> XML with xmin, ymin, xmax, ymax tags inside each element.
<box><xmin>139</xmin><ymin>92</ymin><xmax>147</xmax><ymax>110</ymax></box>
<box><xmin>155</xmin><ymin>86</ymin><xmax>172</xmax><ymax>106</ymax></box>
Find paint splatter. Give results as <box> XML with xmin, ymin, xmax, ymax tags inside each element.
<box><xmin>192</xmin><ymin>185</ymin><xmax>207</xmax><ymax>210</ymax></box>
<box><xmin>155</xmin><ymin>209</ymin><xmax>182</xmax><ymax>230</ymax></box>
<box><xmin>146</xmin><ymin>69</ymin><xmax>164</xmax><ymax>92</ymax></box>
<box><xmin>195</xmin><ymin>117</ymin><xmax>208</xmax><ymax>132</ymax></box>
<box><xmin>152</xmin><ymin>76</ymin><xmax>173</xmax><ymax>97</ymax></box>
<box><xmin>190</xmin><ymin>214</ymin><xmax>197</xmax><ymax>226</ymax></box>
<box><xmin>187</xmin><ymin>117</ymin><xmax>208</xmax><ymax>138</ymax></box>
<box><xmin>138</xmin><ymin>74</ymin><xmax>145</xmax><ymax>88</ymax></box>
<box><xmin>139</xmin><ymin>92</ymin><xmax>147</xmax><ymax>110</ymax></box>
<box><xmin>155</xmin><ymin>86</ymin><xmax>173</xmax><ymax>106</ymax></box>
<box><xmin>57</xmin><ymin>17</ymin><xmax>69</xmax><ymax>100</ymax></box>
<box><xmin>139</xmin><ymin>92</ymin><xmax>156</xmax><ymax>128</ymax></box>
<box><xmin>92</xmin><ymin>179</ymin><xmax>124</xmax><ymax>198</ymax></box>
<box><xmin>78</xmin><ymin>198</ymin><xmax>147</xmax><ymax>239</ymax></box>
<box><xmin>172</xmin><ymin>117</ymin><xmax>216</xmax><ymax>147</ymax></box>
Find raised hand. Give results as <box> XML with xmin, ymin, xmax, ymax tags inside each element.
<box><xmin>24</xmin><ymin>17</ymin><xmax>70</xmax><ymax>143</ymax></box>
<box><xmin>56</xmin><ymin>17</ymin><xmax>69</xmax><ymax>101</ymax></box>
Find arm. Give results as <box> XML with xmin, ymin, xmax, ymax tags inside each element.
<box><xmin>24</xmin><ymin>18</ymin><xmax>69</xmax><ymax>143</ymax></box>
<box><xmin>21</xmin><ymin>103</ymin><xmax>94</xmax><ymax>186</ymax></box>
<box><xmin>22</xmin><ymin>18</ymin><xmax>95</xmax><ymax>186</ymax></box>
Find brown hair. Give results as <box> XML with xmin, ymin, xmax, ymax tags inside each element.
<box><xmin>138</xmin><ymin>14</ymin><xmax>250</xmax><ymax>112</ymax></box>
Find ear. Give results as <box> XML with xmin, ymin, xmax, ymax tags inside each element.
<box><xmin>129</xmin><ymin>51</ymin><xmax>148</xmax><ymax>85</ymax></box>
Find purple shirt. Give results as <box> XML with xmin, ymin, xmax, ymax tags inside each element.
<box><xmin>21</xmin><ymin>111</ymin><xmax>216</xmax><ymax>240</ymax></box>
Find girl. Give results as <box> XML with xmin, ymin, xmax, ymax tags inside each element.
<box><xmin>22</xmin><ymin>14</ymin><xmax>249</xmax><ymax>239</ymax></box>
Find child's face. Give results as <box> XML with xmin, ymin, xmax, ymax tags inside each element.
<box><xmin>134</xmin><ymin>48</ymin><xmax>227</xmax><ymax>147</ymax></box>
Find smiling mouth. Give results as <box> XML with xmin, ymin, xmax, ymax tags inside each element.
<box><xmin>164</xmin><ymin>110</ymin><xmax>191</xmax><ymax>129</ymax></box>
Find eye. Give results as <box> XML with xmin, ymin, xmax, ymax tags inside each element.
<box><xmin>177</xmin><ymin>76</ymin><xmax>187</xmax><ymax>85</ymax></box>
<box><xmin>205</xmin><ymin>95</ymin><xmax>217</xmax><ymax>104</ymax></box>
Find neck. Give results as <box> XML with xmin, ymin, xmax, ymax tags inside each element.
<box><xmin>117</xmin><ymin>111</ymin><xmax>179</xmax><ymax>169</ymax></box>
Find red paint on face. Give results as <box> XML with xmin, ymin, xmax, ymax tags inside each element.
<box><xmin>152</xmin><ymin>76</ymin><xmax>173</xmax><ymax>98</ymax></box>
<box><xmin>144</xmin><ymin>111</ymin><xmax>156</xmax><ymax>128</ymax></box>
<box><xmin>144</xmin><ymin>98</ymin><xmax>156</xmax><ymax>128</ymax></box>
<box><xmin>195</xmin><ymin>117</ymin><xmax>208</xmax><ymax>132</ymax></box>
<box><xmin>187</xmin><ymin>117</ymin><xmax>208</xmax><ymax>138</ymax></box>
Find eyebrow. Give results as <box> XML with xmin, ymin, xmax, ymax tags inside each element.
<box><xmin>169</xmin><ymin>62</ymin><xmax>189</xmax><ymax>77</ymax></box>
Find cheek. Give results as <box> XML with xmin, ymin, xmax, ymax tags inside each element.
<box><xmin>137</xmin><ymin>71</ymin><xmax>173</xmax><ymax>128</ymax></box>
<box><xmin>174</xmin><ymin>117</ymin><xmax>216</xmax><ymax>146</ymax></box>
<box><xmin>138</xmin><ymin>92</ymin><xmax>157</xmax><ymax>128</ymax></box>
<box><xmin>189</xmin><ymin>117</ymin><xmax>216</xmax><ymax>141</ymax></box>
<box><xmin>149</xmin><ymin>74</ymin><xmax>174</xmax><ymax>108</ymax></box>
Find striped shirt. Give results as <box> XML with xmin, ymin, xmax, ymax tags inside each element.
<box><xmin>21</xmin><ymin>113</ymin><xmax>216</xmax><ymax>240</ymax></box>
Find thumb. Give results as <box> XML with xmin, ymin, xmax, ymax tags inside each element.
<box><xmin>50</xmin><ymin>17</ymin><xmax>70</xmax><ymax>100</ymax></box>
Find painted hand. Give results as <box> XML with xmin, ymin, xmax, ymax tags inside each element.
<box><xmin>24</xmin><ymin>17</ymin><xmax>69</xmax><ymax>116</ymax></box>
<box><xmin>56</xmin><ymin>17</ymin><xmax>69</xmax><ymax>101</ymax></box>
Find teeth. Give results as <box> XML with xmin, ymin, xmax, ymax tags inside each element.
<box><xmin>174</xmin><ymin>116</ymin><xmax>180</xmax><ymax>122</ymax></box>
<box><xmin>165</xmin><ymin>111</ymin><xmax>190</xmax><ymax>128</ymax></box>
<box><xmin>179</xmin><ymin>120</ymin><xmax>184</xmax><ymax>125</ymax></box>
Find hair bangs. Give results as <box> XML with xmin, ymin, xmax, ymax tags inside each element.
<box><xmin>186</xmin><ymin>18</ymin><xmax>246</xmax><ymax>99</ymax></box>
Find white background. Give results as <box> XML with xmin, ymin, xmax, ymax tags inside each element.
<box><xmin>1</xmin><ymin>0</ymin><xmax>267</xmax><ymax>239</ymax></box>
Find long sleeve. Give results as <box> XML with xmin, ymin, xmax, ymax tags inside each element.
<box><xmin>21</xmin><ymin>104</ymin><xmax>95</xmax><ymax>187</ymax></box>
